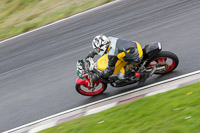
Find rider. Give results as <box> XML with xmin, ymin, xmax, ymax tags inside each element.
<box><xmin>86</xmin><ymin>34</ymin><xmax>147</xmax><ymax>84</ymax></box>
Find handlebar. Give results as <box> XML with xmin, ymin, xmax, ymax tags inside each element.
<box><xmin>85</xmin><ymin>57</ymin><xmax>95</xmax><ymax>71</ymax></box>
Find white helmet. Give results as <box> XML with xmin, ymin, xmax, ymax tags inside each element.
<box><xmin>92</xmin><ymin>34</ymin><xmax>110</xmax><ymax>56</ymax></box>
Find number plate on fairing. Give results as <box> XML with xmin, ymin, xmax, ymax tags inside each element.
<box><xmin>76</xmin><ymin>60</ymin><xmax>86</xmax><ymax>80</ymax></box>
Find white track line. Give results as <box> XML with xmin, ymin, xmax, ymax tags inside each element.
<box><xmin>145</xmin><ymin>85</ymin><xmax>179</xmax><ymax>97</ymax></box>
<box><xmin>28</xmin><ymin>122</ymin><xmax>56</xmax><ymax>133</ymax></box>
<box><xmin>85</xmin><ymin>102</ymin><xmax>117</xmax><ymax>116</ymax></box>
<box><xmin>0</xmin><ymin>0</ymin><xmax>122</xmax><ymax>45</ymax></box>
<box><xmin>4</xmin><ymin>70</ymin><xmax>200</xmax><ymax>133</ymax></box>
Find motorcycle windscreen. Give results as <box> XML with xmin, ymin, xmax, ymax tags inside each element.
<box><xmin>97</xmin><ymin>54</ymin><xmax>127</xmax><ymax>74</ymax></box>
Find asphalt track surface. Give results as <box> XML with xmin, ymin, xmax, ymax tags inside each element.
<box><xmin>1</xmin><ymin>0</ymin><xmax>200</xmax><ymax>132</ymax></box>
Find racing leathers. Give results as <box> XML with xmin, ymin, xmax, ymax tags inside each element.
<box><xmin>87</xmin><ymin>37</ymin><xmax>144</xmax><ymax>80</ymax></box>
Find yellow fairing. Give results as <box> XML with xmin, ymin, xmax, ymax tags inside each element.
<box><xmin>97</xmin><ymin>54</ymin><xmax>108</xmax><ymax>71</ymax></box>
<box><xmin>97</xmin><ymin>42</ymin><xmax>143</xmax><ymax>75</ymax></box>
<box><xmin>136</xmin><ymin>42</ymin><xmax>143</xmax><ymax>58</ymax></box>
<box><xmin>97</xmin><ymin>54</ymin><xmax>127</xmax><ymax>74</ymax></box>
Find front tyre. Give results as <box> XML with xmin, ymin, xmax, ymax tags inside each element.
<box><xmin>146</xmin><ymin>51</ymin><xmax>179</xmax><ymax>74</ymax></box>
<box><xmin>76</xmin><ymin>81</ymin><xmax>107</xmax><ymax>96</ymax></box>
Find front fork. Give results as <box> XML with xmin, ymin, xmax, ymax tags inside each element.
<box><xmin>76</xmin><ymin>74</ymin><xmax>94</xmax><ymax>90</ymax></box>
<box><xmin>89</xmin><ymin>74</ymin><xmax>94</xmax><ymax>88</ymax></box>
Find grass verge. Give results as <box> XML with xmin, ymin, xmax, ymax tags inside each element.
<box><xmin>40</xmin><ymin>82</ymin><xmax>200</xmax><ymax>133</ymax></box>
<box><xmin>0</xmin><ymin>0</ymin><xmax>113</xmax><ymax>41</ymax></box>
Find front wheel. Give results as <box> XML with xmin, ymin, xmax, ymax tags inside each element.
<box><xmin>76</xmin><ymin>81</ymin><xmax>107</xmax><ymax>96</ymax></box>
<box><xmin>146</xmin><ymin>51</ymin><xmax>179</xmax><ymax>74</ymax></box>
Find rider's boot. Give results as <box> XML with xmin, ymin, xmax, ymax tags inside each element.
<box><xmin>138</xmin><ymin>72</ymin><xmax>150</xmax><ymax>86</ymax></box>
<box><xmin>138</xmin><ymin>66</ymin><xmax>157</xmax><ymax>85</ymax></box>
<box><xmin>115</xmin><ymin>72</ymin><xmax>140</xmax><ymax>84</ymax></box>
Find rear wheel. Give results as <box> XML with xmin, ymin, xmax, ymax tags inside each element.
<box><xmin>76</xmin><ymin>81</ymin><xmax>107</xmax><ymax>96</ymax></box>
<box><xmin>146</xmin><ymin>51</ymin><xmax>179</xmax><ymax>74</ymax></box>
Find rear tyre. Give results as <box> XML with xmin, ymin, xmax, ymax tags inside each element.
<box><xmin>146</xmin><ymin>51</ymin><xmax>179</xmax><ymax>74</ymax></box>
<box><xmin>76</xmin><ymin>81</ymin><xmax>107</xmax><ymax>96</ymax></box>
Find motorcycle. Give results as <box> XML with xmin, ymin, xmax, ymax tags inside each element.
<box><xmin>75</xmin><ymin>42</ymin><xmax>179</xmax><ymax>96</ymax></box>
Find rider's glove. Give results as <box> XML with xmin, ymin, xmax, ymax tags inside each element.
<box><xmin>86</xmin><ymin>51</ymin><xmax>97</xmax><ymax>59</ymax></box>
